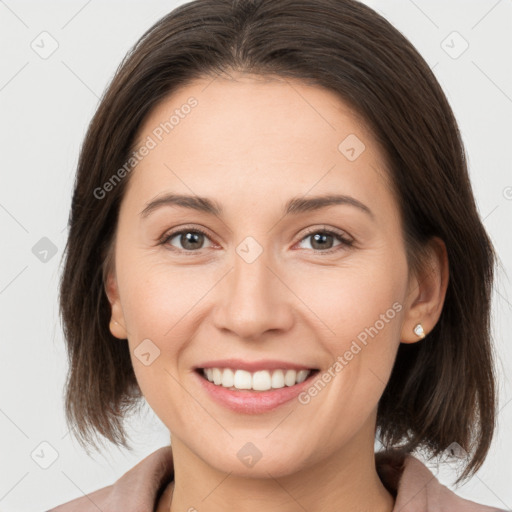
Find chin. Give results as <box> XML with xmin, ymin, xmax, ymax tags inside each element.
<box><xmin>202</xmin><ymin>445</ymin><xmax>309</xmax><ymax>479</ymax></box>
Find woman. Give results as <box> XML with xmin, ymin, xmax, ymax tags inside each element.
<box><xmin>50</xmin><ymin>0</ymin><xmax>506</xmax><ymax>510</ymax></box>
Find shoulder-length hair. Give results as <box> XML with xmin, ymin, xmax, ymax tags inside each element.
<box><xmin>59</xmin><ymin>0</ymin><xmax>497</xmax><ymax>484</ymax></box>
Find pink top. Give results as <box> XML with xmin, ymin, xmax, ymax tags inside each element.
<box><xmin>47</xmin><ymin>446</ymin><xmax>505</xmax><ymax>511</ymax></box>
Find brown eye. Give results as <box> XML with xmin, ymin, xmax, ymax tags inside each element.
<box><xmin>297</xmin><ymin>228</ymin><xmax>354</xmax><ymax>253</ymax></box>
<box><xmin>160</xmin><ymin>228</ymin><xmax>213</xmax><ymax>251</ymax></box>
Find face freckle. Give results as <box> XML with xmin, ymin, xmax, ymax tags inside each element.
<box><xmin>108</xmin><ymin>72</ymin><xmax>412</xmax><ymax>479</ymax></box>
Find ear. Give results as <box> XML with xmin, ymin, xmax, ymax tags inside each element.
<box><xmin>104</xmin><ymin>269</ymin><xmax>128</xmax><ymax>340</ymax></box>
<box><xmin>400</xmin><ymin>236</ymin><xmax>449</xmax><ymax>344</ymax></box>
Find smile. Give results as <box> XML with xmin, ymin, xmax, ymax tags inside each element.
<box><xmin>194</xmin><ymin>364</ymin><xmax>321</xmax><ymax>414</ymax></box>
<box><xmin>200</xmin><ymin>367</ymin><xmax>314</xmax><ymax>391</ymax></box>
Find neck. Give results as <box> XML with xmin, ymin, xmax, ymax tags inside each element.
<box><xmin>166</xmin><ymin>429</ymin><xmax>394</xmax><ymax>512</ymax></box>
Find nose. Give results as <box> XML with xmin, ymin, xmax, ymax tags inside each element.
<box><xmin>212</xmin><ymin>247</ymin><xmax>294</xmax><ymax>341</ymax></box>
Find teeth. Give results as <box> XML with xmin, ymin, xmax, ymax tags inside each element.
<box><xmin>252</xmin><ymin>370</ymin><xmax>271</xmax><ymax>391</ymax></box>
<box><xmin>212</xmin><ymin>368</ymin><xmax>222</xmax><ymax>385</ymax></box>
<box><xmin>296</xmin><ymin>369</ymin><xmax>309</xmax><ymax>383</ymax></box>
<box><xmin>233</xmin><ymin>369</ymin><xmax>252</xmax><ymax>390</ymax></box>
<box><xmin>201</xmin><ymin>367</ymin><xmax>312</xmax><ymax>391</ymax></box>
<box><xmin>221</xmin><ymin>368</ymin><xmax>234</xmax><ymax>387</ymax></box>
<box><xmin>271</xmin><ymin>369</ymin><xmax>285</xmax><ymax>388</ymax></box>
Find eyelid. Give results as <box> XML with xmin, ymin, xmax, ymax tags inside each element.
<box><xmin>158</xmin><ymin>224</ymin><xmax>216</xmax><ymax>248</ymax></box>
<box><xmin>158</xmin><ymin>224</ymin><xmax>355</xmax><ymax>254</ymax></box>
<box><xmin>293</xmin><ymin>225</ymin><xmax>354</xmax><ymax>254</ymax></box>
<box><xmin>298</xmin><ymin>225</ymin><xmax>354</xmax><ymax>244</ymax></box>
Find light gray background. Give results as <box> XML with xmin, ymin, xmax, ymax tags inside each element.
<box><xmin>0</xmin><ymin>1</ymin><xmax>511</xmax><ymax>511</ymax></box>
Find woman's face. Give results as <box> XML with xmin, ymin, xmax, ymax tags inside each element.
<box><xmin>106</xmin><ymin>73</ymin><xmax>421</xmax><ymax>476</ymax></box>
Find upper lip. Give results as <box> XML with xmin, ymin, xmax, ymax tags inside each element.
<box><xmin>195</xmin><ymin>359</ymin><xmax>317</xmax><ymax>372</ymax></box>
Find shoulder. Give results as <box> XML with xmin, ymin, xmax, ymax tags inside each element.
<box><xmin>47</xmin><ymin>446</ymin><xmax>174</xmax><ymax>512</ymax></box>
<box><xmin>47</xmin><ymin>484</ymin><xmax>113</xmax><ymax>512</ymax></box>
<box><xmin>376</xmin><ymin>449</ymin><xmax>507</xmax><ymax>512</ymax></box>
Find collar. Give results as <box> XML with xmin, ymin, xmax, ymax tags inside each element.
<box><xmin>49</xmin><ymin>445</ymin><xmax>505</xmax><ymax>511</ymax></box>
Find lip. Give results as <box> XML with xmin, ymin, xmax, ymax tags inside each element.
<box><xmin>195</xmin><ymin>358</ymin><xmax>315</xmax><ymax>372</ymax></box>
<box><xmin>193</xmin><ymin>366</ymin><xmax>320</xmax><ymax>414</ymax></box>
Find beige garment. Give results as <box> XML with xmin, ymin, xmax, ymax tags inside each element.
<box><xmin>47</xmin><ymin>445</ymin><xmax>506</xmax><ymax>512</ymax></box>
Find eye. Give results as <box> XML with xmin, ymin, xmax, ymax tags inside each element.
<box><xmin>159</xmin><ymin>226</ymin><xmax>215</xmax><ymax>252</ymax></box>
<box><xmin>158</xmin><ymin>225</ymin><xmax>354</xmax><ymax>254</ymax></box>
<box><xmin>296</xmin><ymin>227</ymin><xmax>354</xmax><ymax>254</ymax></box>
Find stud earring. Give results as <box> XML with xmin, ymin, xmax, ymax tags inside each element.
<box><xmin>413</xmin><ymin>323</ymin><xmax>426</xmax><ymax>339</ymax></box>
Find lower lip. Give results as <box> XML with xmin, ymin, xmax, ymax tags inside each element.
<box><xmin>194</xmin><ymin>370</ymin><xmax>319</xmax><ymax>414</ymax></box>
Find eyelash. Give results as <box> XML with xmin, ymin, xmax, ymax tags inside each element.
<box><xmin>158</xmin><ymin>225</ymin><xmax>354</xmax><ymax>255</ymax></box>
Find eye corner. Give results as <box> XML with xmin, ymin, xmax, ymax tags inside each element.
<box><xmin>294</xmin><ymin>226</ymin><xmax>355</xmax><ymax>254</ymax></box>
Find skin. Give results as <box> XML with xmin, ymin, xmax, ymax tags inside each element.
<box><xmin>105</xmin><ymin>72</ymin><xmax>449</xmax><ymax>512</ymax></box>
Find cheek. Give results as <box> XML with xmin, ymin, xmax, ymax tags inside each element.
<box><xmin>117</xmin><ymin>254</ymin><xmax>217</xmax><ymax>341</ymax></box>
<box><xmin>291</xmin><ymin>254</ymin><xmax>405</xmax><ymax>348</ymax></box>
<box><xmin>114</xmin><ymin>254</ymin><xmax>208</xmax><ymax>390</ymax></box>
<box><xmin>117</xmin><ymin>259</ymin><xmax>205</xmax><ymax>427</ymax></box>
<box><xmin>289</xmin><ymin>252</ymin><xmax>406</xmax><ymax>408</ymax></box>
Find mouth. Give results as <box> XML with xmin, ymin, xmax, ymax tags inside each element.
<box><xmin>195</xmin><ymin>367</ymin><xmax>320</xmax><ymax>392</ymax></box>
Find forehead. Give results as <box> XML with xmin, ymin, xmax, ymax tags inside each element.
<box><xmin>124</xmin><ymin>73</ymin><xmax>395</xmax><ymax>217</ymax></box>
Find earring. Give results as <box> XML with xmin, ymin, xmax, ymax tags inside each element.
<box><xmin>413</xmin><ymin>323</ymin><xmax>426</xmax><ymax>339</ymax></box>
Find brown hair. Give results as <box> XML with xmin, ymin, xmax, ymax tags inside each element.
<box><xmin>59</xmin><ymin>0</ymin><xmax>498</xmax><ymax>483</ymax></box>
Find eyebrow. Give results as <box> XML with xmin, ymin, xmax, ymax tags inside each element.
<box><xmin>139</xmin><ymin>193</ymin><xmax>374</xmax><ymax>219</ymax></box>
